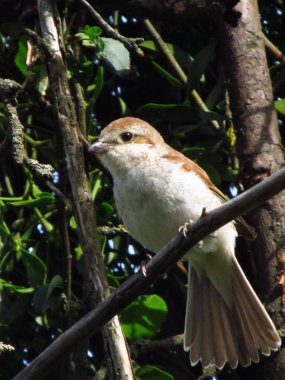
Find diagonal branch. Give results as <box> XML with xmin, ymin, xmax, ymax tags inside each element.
<box><xmin>12</xmin><ymin>166</ymin><xmax>285</xmax><ymax>380</ymax></box>
<box><xmin>78</xmin><ymin>0</ymin><xmax>144</xmax><ymax>56</ymax></box>
<box><xmin>36</xmin><ymin>1</ymin><xmax>134</xmax><ymax>379</ymax></box>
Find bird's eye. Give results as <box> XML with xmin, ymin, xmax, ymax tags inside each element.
<box><xmin>120</xmin><ymin>131</ymin><xmax>134</xmax><ymax>142</ymax></box>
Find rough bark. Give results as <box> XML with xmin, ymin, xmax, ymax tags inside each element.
<box><xmin>36</xmin><ymin>1</ymin><xmax>134</xmax><ymax>379</ymax></box>
<box><xmin>217</xmin><ymin>0</ymin><xmax>285</xmax><ymax>378</ymax></box>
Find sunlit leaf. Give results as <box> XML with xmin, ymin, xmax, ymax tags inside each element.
<box><xmin>14</xmin><ymin>38</ymin><xmax>27</xmax><ymax>75</ymax></box>
<box><xmin>6</xmin><ymin>195</ymin><xmax>54</xmax><ymax>207</ymax></box>
<box><xmin>120</xmin><ymin>294</ymin><xmax>168</xmax><ymax>340</ymax></box>
<box><xmin>76</xmin><ymin>25</ymin><xmax>102</xmax><ymax>48</ymax></box>
<box><xmin>275</xmin><ymin>99</ymin><xmax>285</xmax><ymax>115</ymax></box>
<box><xmin>69</xmin><ymin>215</ymin><xmax>77</xmax><ymax>229</ymax></box>
<box><xmin>0</xmin><ymin>279</ymin><xmax>34</xmax><ymax>294</ymax></box>
<box><xmin>98</xmin><ymin>38</ymin><xmax>131</xmax><ymax>76</ymax></box>
<box><xmin>152</xmin><ymin>61</ymin><xmax>183</xmax><ymax>88</ymax></box>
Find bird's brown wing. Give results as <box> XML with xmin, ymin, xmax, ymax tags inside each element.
<box><xmin>162</xmin><ymin>148</ymin><xmax>256</xmax><ymax>240</ymax></box>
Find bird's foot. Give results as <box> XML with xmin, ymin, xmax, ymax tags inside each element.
<box><xmin>140</xmin><ymin>253</ymin><xmax>152</xmax><ymax>277</ymax></box>
<box><xmin>178</xmin><ymin>218</ymin><xmax>204</xmax><ymax>248</ymax></box>
<box><xmin>178</xmin><ymin>219</ymin><xmax>194</xmax><ymax>238</ymax></box>
<box><xmin>179</xmin><ymin>219</ymin><xmax>204</xmax><ymax>247</ymax></box>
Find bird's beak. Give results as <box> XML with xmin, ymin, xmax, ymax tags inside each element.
<box><xmin>88</xmin><ymin>141</ymin><xmax>110</xmax><ymax>155</ymax></box>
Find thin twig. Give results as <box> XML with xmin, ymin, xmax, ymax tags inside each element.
<box><xmin>263</xmin><ymin>33</ymin><xmax>285</xmax><ymax>64</ymax></box>
<box><xmin>37</xmin><ymin>1</ymin><xmax>135</xmax><ymax>379</ymax></box>
<box><xmin>78</xmin><ymin>0</ymin><xmax>144</xmax><ymax>56</ymax></box>
<box><xmin>0</xmin><ymin>78</ymin><xmax>54</xmax><ymax>179</ymax></box>
<box><xmin>97</xmin><ymin>224</ymin><xmax>129</xmax><ymax>236</ymax></box>
<box><xmin>24</xmin><ymin>28</ymin><xmax>53</xmax><ymax>59</ymax></box>
<box><xmin>46</xmin><ymin>181</ymin><xmax>72</xmax><ymax>210</ymax></box>
<box><xmin>12</xmin><ymin>166</ymin><xmax>285</xmax><ymax>380</ymax></box>
<box><xmin>143</xmin><ymin>19</ymin><xmax>220</xmax><ymax>130</ymax></box>
<box><xmin>130</xmin><ymin>335</ymin><xmax>183</xmax><ymax>357</ymax></box>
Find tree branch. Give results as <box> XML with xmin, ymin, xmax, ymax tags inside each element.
<box><xmin>12</xmin><ymin>166</ymin><xmax>285</xmax><ymax>380</ymax></box>
<box><xmin>78</xmin><ymin>0</ymin><xmax>144</xmax><ymax>56</ymax></box>
<box><xmin>0</xmin><ymin>78</ymin><xmax>54</xmax><ymax>179</ymax></box>
<box><xmin>36</xmin><ymin>1</ymin><xmax>134</xmax><ymax>379</ymax></box>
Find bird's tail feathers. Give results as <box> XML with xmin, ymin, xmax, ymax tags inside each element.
<box><xmin>184</xmin><ymin>256</ymin><xmax>281</xmax><ymax>369</ymax></box>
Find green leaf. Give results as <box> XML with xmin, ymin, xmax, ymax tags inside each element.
<box><xmin>199</xmin><ymin>162</ymin><xmax>221</xmax><ymax>186</ymax></box>
<box><xmin>205</xmin><ymin>81</ymin><xmax>223</xmax><ymax>110</ymax></box>
<box><xmin>32</xmin><ymin>275</ymin><xmax>63</xmax><ymax>313</ymax></box>
<box><xmin>31</xmin><ymin>184</ymin><xmax>44</xmax><ymax>197</ymax></box>
<box><xmin>21</xmin><ymin>250</ymin><xmax>47</xmax><ymax>286</ymax></box>
<box><xmin>0</xmin><ymin>250</ymin><xmax>15</xmax><ymax>273</ymax></box>
<box><xmin>275</xmin><ymin>99</ymin><xmax>285</xmax><ymax>115</ymax></box>
<box><xmin>135</xmin><ymin>103</ymin><xmax>198</xmax><ymax>123</ymax></box>
<box><xmin>69</xmin><ymin>215</ymin><xmax>77</xmax><ymax>229</ymax></box>
<box><xmin>99</xmin><ymin>202</ymin><xmax>114</xmax><ymax>219</ymax></box>
<box><xmin>118</xmin><ymin>96</ymin><xmax>130</xmax><ymax>116</ymax></box>
<box><xmin>120</xmin><ymin>294</ymin><xmax>168</xmax><ymax>340</ymax></box>
<box><xmin>140</xmin><ymin>40</ymin><xmax>192</xmax><ymax>71</ymax></box>
<box><xmin>0</xmin><ymin>221</ymin><xmax>10</xmax><ymax>237</ymax></box>
<box><xmin>86</xmin><ymin>65</ymin><xmax>104</xmax><ymax>127</ymax></box>
<box><xmin>135</xmin><ymin>365</ymin><xmax>174</xmax><ymax>380</ymax></box>
<box><xmin>74</xmin><ymin>245</ymin><xmax>83</xmax><ymax>261</ymax></box>
<box><xmin>0</xmin><ymin>279</ymin><xmax>34</xmax><ymax>294</ymax></box>
<box><xmin>135</xmin><ymin>103</ymin><xmax>224</xmax><ymax>124</ymax></box>
<box><xmin>186</xmin><ymin>43</ymin><xmax>216</xmax><ymax>94</ymax></box>
<box><xmin>220</xmin><ymin>166</ymin><xmax>239</xmax><ymax>182</ymax></box>
<box><xmin>98</xmin><ymin>38</ymin><xmax>130</xmax><ymax>76</ymax></box>
<box><xmin>7</xmin><ymin>195</ymin><xmax>54</xmax><ymax>207</ymax></box>
<box><xmin>15</xmin><ymin>38</ymin><xmax>27</xmax><ymax>75</ymax></box>
<box><xmin>152</xmin><ymin>61</ymin><xmax>183</xmax><ymax>88</ymax></box>
<box><xmin>76</xmin><ymin>26</ymin><xmax>102</xmax><ymax>48</ymax></box>
<box><xmin>31</xmin><ymin>64</ymin><xmax>49</xmax><ymax>96</ymax></box>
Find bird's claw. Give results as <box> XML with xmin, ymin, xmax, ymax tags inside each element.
<box><xmin>179</xmin><ymin>219</ymin><xmax>193</xmax><ymax>238</ymax></box>
<box><xmin>179</xmin><ymin>219</ymin><xmax>204</xmax><ymax>248</ymax></box>
<box><xmin>140</xmin><ymin>253</ymin><xmax>152</xmax><ymax>277</ymax></box>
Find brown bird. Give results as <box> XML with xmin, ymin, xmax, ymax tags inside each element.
<box><xmin>89</xmin><ymin>117</ymin><xmax>281</xmax><ymax>369</ymax></box>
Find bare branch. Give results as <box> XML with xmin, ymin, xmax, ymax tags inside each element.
<box><xmin>0</xmin><ymin>78</ymin><xmax>54</xmax><ymax>179</ymax></box>
<box><xmin>36</xmin><ymin>1</ymin><xmax>135</xmax><ymax>379</ymax></box>
<box><xmin>78</xmin><ymin>0</ymin><xmax>144</xmax><ymax>56</ymax></box>
<box><xmin>97</xmin><ymin>224</ymin><xmax>129</xmax><ymax>236</ymax></box>
<box><xmin>12</xmin><ymin>166</ymin><xmax>285</xmax><ymax>380</ymax></box>
<box><xmin>130</xmin><ymin>334</ymin><xmax>183</xmax><ymax>356</ymax></box>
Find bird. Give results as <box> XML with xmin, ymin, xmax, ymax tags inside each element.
<box><xmin>89</xmin><ymin>117</ymin><xmax>281</xmax><ymax>370</ymax></box>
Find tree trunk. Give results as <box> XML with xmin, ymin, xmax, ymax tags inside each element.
<box><xmin>37</xmin><ymin>1</ymin><xmax>134</xmax><ymax>379</ymax></box>
<box><xmin>217</xmin><ymin>0</ymin><xmax>285</xmax><ymax>377</ymax></box>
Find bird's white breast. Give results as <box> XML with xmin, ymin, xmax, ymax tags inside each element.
<box><xmin>112</xmin><ymin>151</ymin><xmax>235</xmax><ymax>258</ymax></box>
